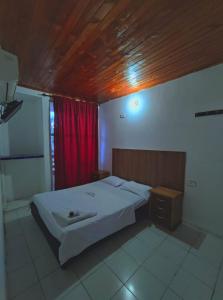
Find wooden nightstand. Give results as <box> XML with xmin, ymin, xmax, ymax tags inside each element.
<box><xmin>92</xmin><ymin>170</ymin><xmax>110</xmax><ymax>181</ymax></box>
<box><xmin>150</xmin><ymin>186</ymin><xmax>183</xmax><ymax>231</ymax></box>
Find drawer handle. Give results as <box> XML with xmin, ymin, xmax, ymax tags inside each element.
<box><xmin>156</xmin><ymin>215</ymin><xmax>166</xmax><ymax>220</ymax></box>
<box><xmin>157</xmin><ymin>206</ymin><xmax>165</xmax><ymax>210</ymax></box>
<box><xmin>157</xmin><ymin>199</ymin><xmax>166</xmax><ymax>203</ymax></box>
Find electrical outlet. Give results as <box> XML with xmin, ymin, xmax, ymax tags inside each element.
<box><xmin>120</xmin><ymin>113</ymin><xmax>126</xmax><ymax>118</ymax></box>
<box><xmin>187</xmin><ymin>180</ymin><xmax>197</xmax><ymax>188</ymax></box>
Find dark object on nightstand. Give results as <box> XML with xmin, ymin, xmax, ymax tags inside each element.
<box><xmin>150</xmin><ymin>186</ymin><xmax>183</xmax><ymax>231</ymax></box>
<box><xmin>92</xmin><ymin>170</ymin><xmax>110</xmax><ymax>181</ymax></box>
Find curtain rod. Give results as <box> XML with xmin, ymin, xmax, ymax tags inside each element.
<box><xmin>18</xmin><ymin>84</ymin><xmax>98</xmax><ymax>104</ymax></box>
<box><xmin>41</xmin><ymin>92</ymin><xmax>97</xmax><ymax>104</ymax></box>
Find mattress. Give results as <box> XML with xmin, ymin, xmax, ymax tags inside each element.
<box><xmin>32</xmin><ymin>180</ymin><xmax>149</xmax><ymax>264</ymax></box>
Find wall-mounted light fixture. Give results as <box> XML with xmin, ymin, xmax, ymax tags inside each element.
<box><xmin>129</xmin><ymin>99</ymin><xmax>139</xmax><ymax>109</ymax></box>
<box><xmin>119</xmin><ymin>94</ymin><xmax>145</xmax><ymax>119</ymax></box>
<box><xmin>128</xmin><ymin>97</ymin><xmax>141</xmax><ymax>114</ymax></box>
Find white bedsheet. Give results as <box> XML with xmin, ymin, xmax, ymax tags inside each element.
<box><xmin>32</xmin><ymin>181</ymin><xmax>149</xmax><ymax>265</ymax></box>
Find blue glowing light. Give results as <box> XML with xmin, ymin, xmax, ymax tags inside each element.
<box><xmin>129</xmin><ymin>99</ymin><xmax>139</xmax><ymax>109</ymax></box>
<box><xmin>127</xmin><ymin>96</ymin><xmax>142</xmax><ymax>114</ymax></box>
<box><xmin>99</xmin><ymin>112</ymin><xmax>107</xmax><ymax>168</ymax></box>
<box><xmin>100</xmin><ymin>128</ymin><xmax>106</xmax><ymax>168</ymax></box>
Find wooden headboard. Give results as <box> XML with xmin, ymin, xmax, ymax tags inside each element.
<box><xmin>112</xmin><ymin>148</ymin><xmax>186</xmax><ymax>191</ymax></box>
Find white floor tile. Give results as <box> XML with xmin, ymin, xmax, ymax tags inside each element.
<box><xmin>182</xmin><ymin>253</ymin><xmax>218</xmax><ymax>288</ymax></box>
<box><xmin>57</xmin><ymin>282</ymin><xmax>91</xmax><ymax>300</ymax></box>
<box><xmin>69</xmin><ymin>251</ymin><xmax>103</xmax><ymax>280</ymax></box>
<box><xmin>149</xmin><ymin>225</ymin><xmax>168</xmax><ymax>238</ymax></box>
<box><xmin>7</xmin><ymin>263</ymin><xmax>38</xmax><ymax>299</ymax></box>
<box><xmin>13</xmin><ymin>283</ymin><xmax>45</xmax><ymax>300</ymax></box>
<box><xmin>21</xmin><ymin>216</ymin><xmax>42</xmax><ymax>238</ymax></box>
<box><xmin>217</xmin><ymin>263</ymin><xmax>223</xmax><ymax>283</ymax></box>
<box><xmin>17</xmin><ymin>206</ymin><xmax>31</xmax><ymax>219</ymax></box>
<box><xmin>112</xmin><ymin>286</ymin><xmax>137</xmax><ymax>300</ymax></box>
<box><xmin>105</xmin><ymin>248</ymin><xmax>138</xmax><ymax>283</ymax></box>
<box><xmin>144</xmin><ymin>253</ymin><xmax>180</xmax><ymax>285</ymax></box>
<box><xmin>6</xmin><ymin>234</ymin><xmax>27</xmax><ymax>254</ymax></box>
<box><xmin>5</xmin><ymin>212</ymin><xmax>222</xmax><ymax>300</ymax></box>
<box><xmin>191</xmin><ymin>234</ymin><xmax>223</xmax><ymax>267</ymax></box>
<box><xmin>136</xmin><ymin>227</ymin><xmax>165</xmax><ymax>248</ymax></box>
<box><xmin>213</xmin><ymin>264</ymin><xmax>223</xmax><ymax>299</ymax></box>
<box><xmin>40</xmin><ymin>268</ymin><xmax>79</xmax><ymax>300</ymax></box>
<box><xmin>126</xmin><ymin>266</ymin><xmax>166</xmax><ymax>300</ymax></box>
<box><xmin>7</xmin><ymin>242</ymin><xmax>32</xmax><ymax>273</ymax></box>
<box><xmin>112</xmin><ymin>231</ymin><xmax>130</xmax><ymax>245</ymax></box>
<box><xmin>166</xmin><ymin>235</ymin><xmax>190</xmax><ymax>250</ymax></box>
<box><xmin>24</xmin><ymin>226</ymin><xmax>45</xmax><ymax>243</ymax></box>
<box><xmin>170</xmin><ymin>269</ymin><xmax>212</xmax><ymax>300</ymax></box>
<box><xmin>26</xmin><ymin>230</ymin><xmax>53</xmax><ymax>259</ymax></box>
<box><xmin>5</xmin><ymin>219</ymin><xmax>23</xmax><ymax>238</ymax></box>
<box><xmin>122</xmin><ymin>238</ymin><xmax>154</xmax><ymax>263</ymax></box>
<box><xmin>156</xmin><ymin>239</ymin><xmax>188</xmax><ymax>265</ymax></box>
<box><xmin>34</xmin><ymin>251</ymin><xmax>59</xmax><ymax>279</ymax></box>
<box><xmin>91</xmin><ymin>237</ymin><xmax>122</xmax><ymax>261</ymax></box>
<box><xmin>4</xmin><ymin>210</ymin><xmax>19</xmax><ymax>223</ymax></box>
<box><xmin>82</xmin><ymin>264</ymin><xmax>122</xmax><ymax>300</ymax></box>
<box><xmin>162</xmin><ymin>289</ymin><xmax>181</xmax><ymax>300</ymax></box>
<box><xmin>212</xmin><ymin>288</ymin><xmax>223</xmax><ymax>300</ymax></box>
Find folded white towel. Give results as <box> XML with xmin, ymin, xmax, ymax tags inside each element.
<box><xmin>52</xmin><ymin>211</ymin><xmax>97</xmax><ymax>227</ymax></box>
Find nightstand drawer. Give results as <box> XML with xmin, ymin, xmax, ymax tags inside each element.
<box><xmin>152</xmin><ymin>214</ymin><xmax>170</xmax><ymax>228</ymax></box>
<box><xmin>150</xmin><ymin>196</ymin><xmax>170</xmax><ymax>212</ymax></box>
<box><xmin>151</xmin><ymin>206</ymin><xmax>169</xmax><ymax>218</ymax></box>
<box><xmin>155</xmin><ymin>196</ymin><xmax>170</xmax><ymax>207</ymax></box>
<box><xmin>150</xmin><ymin>186</ymin><xmax>183</xmax><ymax>231</ymax></box>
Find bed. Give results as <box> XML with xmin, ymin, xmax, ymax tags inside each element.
<box><xmin>31</xmin><ymin>148</ymin><xmax>186</xmax><ymax>267</ymax></box>
<box><xmin>31</xmin><ymin>180</ymin><xmax>150</xmax><ymax>266</ymax></box>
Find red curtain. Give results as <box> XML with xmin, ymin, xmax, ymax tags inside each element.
<box><xmin>54</xmin><ymin>97</ymin><xmax>98</xmax><ymax>190</ymax></box>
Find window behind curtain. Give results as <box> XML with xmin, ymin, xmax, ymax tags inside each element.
<box><xmin>53</xmin><ymin>97</ymin><xmax>98</xmax><ymax>189</ymax></box>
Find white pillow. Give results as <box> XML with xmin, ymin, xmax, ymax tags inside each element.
<box><xmin>101</xmin><ymin>176</ymin><xmax>126</xmax><ymax>187</ymax></box>
<box><xmin>120</xmin><ymin>181</ymin><xmax>152</xmax><ymax>200</ymax></box>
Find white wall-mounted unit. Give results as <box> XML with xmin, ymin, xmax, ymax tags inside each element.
<box><xmin>0</xmin><ymin>48</ymin><xmax>18</xmax><ymax>103</ymax></box>
<box><xmin>0</xmin><ymin>48</ymin><xmax>23</xmax><ymax>124</ymax></box>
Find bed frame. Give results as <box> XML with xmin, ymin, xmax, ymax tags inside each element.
<box><xmin>31</xmin><ymin>148</ymin><xmax>186</xmax><ymax>267</ymax></box>
<box><xmin>31</xmin><ymin>201</ymin><xmax>149</xmax><ymax>268</ymax></box>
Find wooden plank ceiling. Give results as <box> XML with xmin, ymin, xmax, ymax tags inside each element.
<box><xmin>0</xmin><ymin>0</ymin><xmax>223</xmax><ymax>103</ymax></box>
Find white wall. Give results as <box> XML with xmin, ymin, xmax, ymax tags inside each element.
<box><xmin>0</xmin><ymin>123</ymin><xmax>9</xmax><ymax>206</ymax></box>
<box><xmin>41</xmin><ymin>96</ymin><xmax>51</xmax><ymax>192</ymax></box>
<box><xmin>0</xmin><ymin>132</ymin><xmax>6</xmax><ymax>300</ymax></box>
<box><xmin>0</xmin><ymin>87</ymin><xmax>50</xmax><ymax>300</ymax></box>
<box><xmin>8</xmin><ymin>93</ymin><xmax>43</xmax><ymax>155</ymax></box>
<box><xmin>0</xmin><ymin>87</ymin><xmax>51</xmax><ymax>201</ymax></box>
<box><xmin>1</xmin><ymin>158</ymin><xmax>45</xmax><ymax>201</ymax></box>
<box><xmin>0</xmin><ymin>177</ymin><xmax>6</xmax><ymax>300</ymax></box>
<box><xmin>0</xmin><ymin>124</ymin><xmax>7</xmax><ymax>300</ymax></box>
<box><xmin>0</xmin><ymin>123</ymin><xmax>9</xmax><ymax>156</ymax></box>
<box><xmin>99</xmin><ymin>64</ymin><xmax>223</xmax><ymax>237</ymax></box>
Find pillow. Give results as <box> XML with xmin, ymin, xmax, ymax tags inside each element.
<box><xmin>120</xmin><ymin>181</ymin><xmax>152</xmax><ymax>200</ymax></box>
<box><xmin>101</xmin><ymin>176</ymin><xmax>126</xmax><ymax>187</ymax></box>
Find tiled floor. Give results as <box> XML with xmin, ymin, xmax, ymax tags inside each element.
<box><xmin>4</xmin><ymin>206</ymin><xmax>223</xmax><ymax>300</ymax></box>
